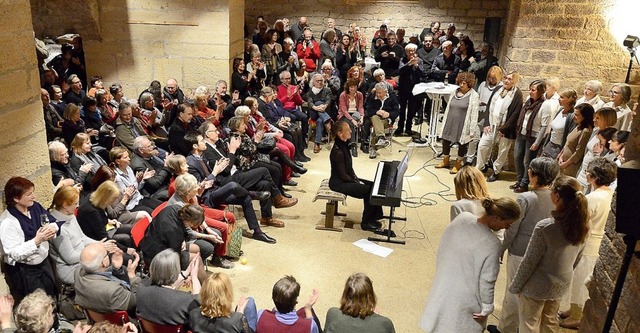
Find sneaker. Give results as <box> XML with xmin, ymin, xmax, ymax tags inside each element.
<box><xmin>369</xmin><ymin>149</ymin><xmax>377</xmax><ymax>159</ymax></box>
<box><xmin>375</xmin><ymin>137</ymin><xmax>390</xmax><ymax>148</ymax></box>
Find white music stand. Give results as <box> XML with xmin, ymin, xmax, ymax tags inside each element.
<box><xmin>411</xmin><ymin>82</ymin><xmax>459</xmax><ymax>153</ymax></box>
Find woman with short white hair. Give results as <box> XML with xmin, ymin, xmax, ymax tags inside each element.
<box><xmin>575</xmin><ymin>80</ymin><xmax>605</xmax><ymax>110</ymax></box>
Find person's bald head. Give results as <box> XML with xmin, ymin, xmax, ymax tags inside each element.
<box><xmin>80</xmin><ymin>243</ymin><xmax>108</xmax><ymax>273</ymax></box>
<box><xmin>299</xmin><ymin>17</ymin><xmax>307</xmax><ymax>26</ymax></box>
<box><xmin>166</xmin><ymin>79</ymin><xmax>178</xmax><ymax>94</ymax></box>
<box><xmin>41</xmin><ymin>88</ymin><xmax>50</xmax><ymax>106</ymax></box>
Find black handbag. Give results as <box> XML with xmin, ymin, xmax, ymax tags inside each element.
<box><xmin>256</xmin><ymin>136</ymin><xmax>276</xmax><ymax>154</ymax></box>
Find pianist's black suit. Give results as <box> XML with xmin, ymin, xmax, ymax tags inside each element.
<box><xmin>329</xmin><ymin>136</ymin><xmax>383</xmax><ymax>229</ymax></box>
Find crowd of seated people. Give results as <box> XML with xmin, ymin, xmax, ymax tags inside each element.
<box><xmin>5</xmin><ymin>15</ymin><xmax>636</xmax><ymax>332</ymax></box>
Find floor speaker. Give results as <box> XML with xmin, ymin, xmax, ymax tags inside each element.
<box><xmin>483</xmin><ymin>17</ymin><xmax>501</xmax><ymax>45</ymax></box>
<box><xmin>615</xmin><ymin>166</ymin><xmax>640</xmax><ymax>238</ymax></box>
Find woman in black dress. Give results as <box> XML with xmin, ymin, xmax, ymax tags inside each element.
<box><xmin>329</xmin><ymin>121</ymin><xmax>383</xmax><ymax>231</ymax></box>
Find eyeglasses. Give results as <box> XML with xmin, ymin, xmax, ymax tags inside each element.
<box><xmin>609</xmin><ymin>90</ymin><xmax>620</xmax><ymax>95</ymax></box>
<box><xmin>71</xmin><ymin>81</ymin><xmax>81</xmax><ymax>84</ymax></box>
<box><xmin>282</xmin><ymin>77</ymin><xmax>291</xmax><ymax>80</ymax></box>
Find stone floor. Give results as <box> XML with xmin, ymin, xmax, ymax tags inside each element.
<box><xmin>0</xmin><ymin>132</ymin><xmax>578</xmax><ymax>332</ymax></box>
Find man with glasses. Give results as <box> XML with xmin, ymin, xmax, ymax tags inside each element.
<box><xmin>131</xmin><ymin>136</ymin><xmax>172</xmax><ymax>200</ymax></box>
<box><xmin>64</xmin><ymin>74</ymin><xmax>86</xmax><ymax>105</ymax></box>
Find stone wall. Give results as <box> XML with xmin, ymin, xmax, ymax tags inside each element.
<box><xmin>30</xmin><ymin>0</ymin><xmax>244</xmax><ymax>98</ymax></box>
<box><xmin>580</xmin><ymin>117</ymin><xmax>640</xmax><ymax>333</ymax></box>
<box><xmin>501</xmin><ymin>0</ymin><xmax>640</xmax><ymax>99</ymax></box>
<box><xmin>245</xmin><ymin>0</ymin><xmax>509</xmax><ymax>55</ymax></box>
<box><xmin>0</xmin><ymin>0</ymin><xmax>54</xmax><ymax>211</ymax></box>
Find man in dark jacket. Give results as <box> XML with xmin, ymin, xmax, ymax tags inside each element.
<box><xmin>397</xmin><ymin>44</ymin><xmax>426</xmax><ymax>136</ymax></box>
<box><xmin>130</xmin><ymin>136</ymin><xmax>171</xmax><ymax>200</ymax></box>
<box><xmin>168</xmin><ymin>103</ymin><xmax>194</xmax><ymax>156</ymax></box>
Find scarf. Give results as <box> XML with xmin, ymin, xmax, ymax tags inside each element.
<box><xmin>311</xmin><ymin>87</ymin><xmax>322</xmax><ymax>94</ymax></box>
<box><xmin>517</xmin><ymin>97</ymin><xmax>544</xmax><ymax>137</ymax></box>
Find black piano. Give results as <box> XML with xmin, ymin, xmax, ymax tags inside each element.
<box><xmin>370</xmin><ymin>160</ymin><xmax>403</xmax><ymax>207</ymax></box>
<box><xmin>368</xmin><ymin>155</ymin><xmax>409</xmax><ymax>245</ymax></box>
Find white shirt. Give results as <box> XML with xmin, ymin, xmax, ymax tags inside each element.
<box><xmin>549</xmin><ymin>111</ymin><xmax>569</xmax><ymax>145</ymax></box>
<box><xmin>0</xmin><ymin>209</ymin><xmax>59</xmax><ymax>266</ymax></box>
<box><xmin>114</xmin><ymin>166</ymin><xmax>144</xmax><ymax>210</ymax></box>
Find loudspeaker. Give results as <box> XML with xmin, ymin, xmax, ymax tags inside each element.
<box><xmin>483</xmin><ymin>17</ymin><xmax>501</xmax><ymax>45</ymax></box>
<box><xmin>615</xmin><ymin>166</ymin><xmax>640</xmax><ymax>238</ymax></box>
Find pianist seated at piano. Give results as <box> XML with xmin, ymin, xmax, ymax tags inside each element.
<box><xmin>329</xmin><ymin>121</ymin><xmax>384</xmax><ymax>231</ymax></box>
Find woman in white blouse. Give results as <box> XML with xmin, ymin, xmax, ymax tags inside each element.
<box><xmin>604</xmin><ymin>83</ymin><xmax>633</xmax><ymax>131</ymax></box>
<box><xmin>575</xmin><ymin>80</ymin><xmax>605</xmax><ymax>111</ymax></box>
<box><xmin>541</xmin><ymin>89</ymin><xmax>578</xmax><ymax>160</ymax></box>
<box><xmin>109</xmin><ymin>146</ymin><xmax>162</xmax><ymax>215</ymax></box>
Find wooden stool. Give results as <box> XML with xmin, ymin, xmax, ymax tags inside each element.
<box><xmin>312</xmin><ymin>179</ymin><xmax>352</xmax><ymax>232</ymax></box>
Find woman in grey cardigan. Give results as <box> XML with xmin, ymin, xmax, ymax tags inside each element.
<box><xmin>48</xmin><ymin>186</ymin><xmax>116</xmax><ymax>285</ymax></box>
<box><xmin>488</xmin><ymin>157</ymin><xmax>559</xmax><ymax>333</ymax></box>
<box><xmin>509</xmin><ymin>175</ymin><xmax>589</xmax><ymax>333</ymax></box>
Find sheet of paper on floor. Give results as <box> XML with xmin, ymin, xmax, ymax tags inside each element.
<box><xmin>353</xmin><ymin>239</ymin><xmax>394</xmax><ymax>258</ymax></box>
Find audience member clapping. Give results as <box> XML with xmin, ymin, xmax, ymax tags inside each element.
<box><xmin>189</xmin><ymin>272</ymin><xmax>258</xmax><ymax>333</ymax></box>
<box><xmin>136</xmin><ymin>249</ymin><xmax>200</xmax><ymax>330</ymax></box>
<box><xmin>256</xmin><ymin>276</ymin><xmax>321</xmax><ymax>333</ymax></box>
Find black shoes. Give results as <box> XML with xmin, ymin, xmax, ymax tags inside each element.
<box><xmin>284</xmin><ymin>179</ymin><xmax>298</xmax><ymax>186</ymax></box>
<box><xmin>252</xmin><ymin>232</ymin><xmax>277</xmax><ymax>244</ymax></box>
<box><xmin>249</xmin><ymin>191</ymin><xmax>271</xmax><ymax>201</ymax></box>
<box><xmin>360</xmin><ymin>141</ymin><xmax>369</xmax><ymax>154</ymax></box>
<box><xmin>514</xmin><ymin>185</ymin><xmax>528</xmax><ymax>193</ymax></box>
<box><xmin>210</xmin><ymin>255</ymin><xmax>234</xmax><ymax>269</ymax></box>
<box><xmin>360</xmin><ymin>220</ymin><xmax>382</xmax><ymax>231</ymax></box>
<box><xmin>486</xmin><ymin>325</ymin><xmax>501</xmax><ymax>333</ymax></box>
<box><xmin>351</xmin><ymin>146</ymin><xmax>358</xmax><ymax>157</ymax></box>
<box><xmin>291</xmin><ymin>172</ymin><xmax>301</xmax><ymax>178</ymax></box>
<box><xmin>294</xmin><ymin>161</ymin><xmax>304</xmax><ymax>167</ymax></box>
<box><xmin>292</xmin><ymin>164</ymin><xmax>307</xmax><ymax>175</ymax></box>
<box><xmin>487</xmin><ymin>172</ymin><xmax>498</xmax><ymax>182</ymax></box>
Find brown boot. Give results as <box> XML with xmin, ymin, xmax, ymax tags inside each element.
<box><xmin>273</xmin><ymin>194</ymin><xmax>298</xmax><ymax>208</ymax></box>
<box><xmin>259</xmin><ymin>217</ymin><xmax>285</xmax><ymax>228</ymax></box>
<box><xmin>450</xmin><ymin>158</ymin><xmax>464</xmax><ymax>174</ymax></box>
<box><xmin>435</xmin><ymin>155</ymin><xmax>450</xmax><ymax>168</ymax></box>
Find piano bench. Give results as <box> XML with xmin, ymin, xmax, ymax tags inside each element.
<box><xmin>312</xmin><ymin>179</ymin><xmax>351</xmax><ymax>232</ymax></box>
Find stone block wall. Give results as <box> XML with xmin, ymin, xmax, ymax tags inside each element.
<box><xmin>581</xmin><ymin>118</ymin><xmax>640</xmax><ymax>333</ymax></box>
<box><xmin>501</xmin><ymin>0</ymin><xmax>639</xmax><ymax>100</ymax></box>
<box><xmin>0</xmin><ymin>0</ymin><xmax>53</xmax><ymax>210</ymax></box>
<box><xmin>245</xmin><ymin>0</ymin><xmax>509</xmax><ymax>55</ymax></box>
<box><xmin>31</xmin><ymin>0</ymin><xmax>244</xmax><ymax>98</ymax></box>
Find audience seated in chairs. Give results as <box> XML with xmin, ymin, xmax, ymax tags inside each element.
<box><xmin>256</xmin><ymin>276</ymin><xmax>322</xmax><ymax>333</ymax></box>
<box><xmin>363</xmin><ymin>82</ymin><xmax>399</xmax><ymax>158</ymax></box>
<box><xmin>260</xmin><ymin>87</ymin><xmax>309</xmax><ymax>163</ymax></box>
<box><xmin>338</xmin><ymin>79</ymin><xmax>365</xmax><ymax>157</ymax></box>
<box><xmin>75</xmin><ymin>243</ymin><xmax>140</xmax><ymax>317</ymax></box>
<box><xmin>306</xmin><ymin>74</ymin><xmax>334</xmax><ymax>154</ymax></box>
<box><xmin>113</xmin><ymin>102</ymin><xmax>147</xmax><ymax>152</ymax></box>
<box><xmin>77</xmin><ymin>180</ymin><xmax>135</xmax><ymax>251</ymax></box>
<box><xmin>136</xmin><ymin>249</ymin><xmax>200</xmax><ymax>331</ymax></box>
<box><xmin>129</xmin><ymin>136</ymin><xmax>172</xmax><ymax>200</ymax></box>
<box><xmin>139</xmin><ymin>204</ymin><xmax>208</xmax><ymax>284</ymax></box>
<box><xmin>49</xmin><ymin>140</ymin><xmax>91</xmax><ymax>195</ymax></box>
<box><xmin>109</xmin><ymin>147</ymin><xmax>162</xmax><ymax>216</ymax></box>
<box><xmin>189</xmin><ymin>272</ymin><xmax>258</xmax><ymax>333</ymax></box>
<box><xmin>49</xmin><ymin>185</ymin><xmax>118</xmax><ymax>285</ymax></box>
<box><xmin>167</xmin><ymin>173</ymin><xmax>228</xmax><ymax>268</ymax></box>
<box><xmin>69</xmin><ymin>132</ymin><xmax>108</xmax><ymax>186</ymax></box>
<box><xmin>325</xmin><ymin>273</ymin><xmax>395</xmax><ymax>333</ymax></box>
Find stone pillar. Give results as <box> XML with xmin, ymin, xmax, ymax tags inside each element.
<box><xmin>0</xmin><ymin>0</ymin><xmax>53</xmax><ymax>212</ymax></box>
<box><xmin>93</xmin><ymin>0</ymin><xmax>245</xmax><ymax>96</ymax></box>
<box><xmin>30</xmin><ymin>0</ymin><xmax>244</xmax><ymax>97</ymax></box>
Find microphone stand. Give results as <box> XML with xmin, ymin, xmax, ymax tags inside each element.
<box><xmin>413</xmin><ymin>89</ymin><xmax>428</xmax><ymax>144</ymax></box>
<box><xmin>624</xmin><ymin>47</ymin><xmax>638</xmax><ymax>84</ymax></box>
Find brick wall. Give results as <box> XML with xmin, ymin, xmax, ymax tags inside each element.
<box><xmin>30</xmin><ymin>0</ymin><xmax>244</xmax><ymax>98</ymax></box>
<box><xmin>245</xmin><ymin>0</ymin><xmax>509</xmax><ymax>55</ymax></box>
<box><xmin>501</xmin><ymin>0</ymin><xmax>639</xmax><ymax>100</ymax></box>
